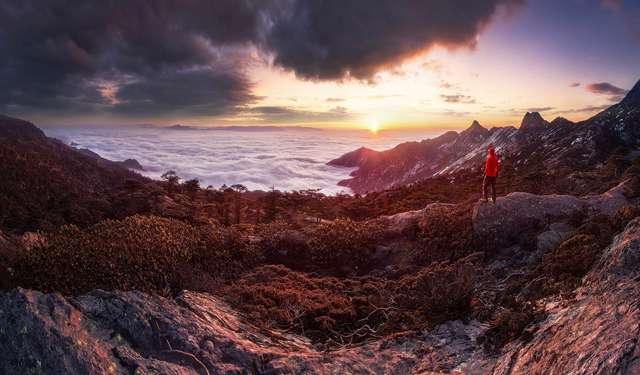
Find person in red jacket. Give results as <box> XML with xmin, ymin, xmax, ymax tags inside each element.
<box><xmin>483</xmin><ymin>145</ymin><xmax>499</xmax><ymax>204</ymax></box>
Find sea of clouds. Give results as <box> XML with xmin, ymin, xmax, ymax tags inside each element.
<box><xmin>44</xmin><ymin>126</ymin><xmax>442</xmax><ymax>194</ymax></box>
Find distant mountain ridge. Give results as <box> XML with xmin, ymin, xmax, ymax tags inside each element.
<box><xmin>329</xmin><ymin>79</ymin><xmax>640</xmax><ymax>194</ymax></box>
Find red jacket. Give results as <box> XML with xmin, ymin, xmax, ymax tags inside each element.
<box><xmin>484</xmin><ymin>149</ymin><xmax>499</xmax><ymax>177</ymax></box>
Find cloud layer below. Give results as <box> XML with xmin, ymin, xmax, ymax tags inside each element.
<box><xmin>45</xmin><ymin>127</ymin><xmax>440</xmax><ymax>194</ymax></box>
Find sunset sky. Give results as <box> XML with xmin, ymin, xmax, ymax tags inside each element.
<box><xmin>1</xmin><ymin>0</ymin><xmax>639</xmax><ymax>131</ymax></box>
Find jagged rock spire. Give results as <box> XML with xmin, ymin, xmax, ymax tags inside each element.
<box><xmin>519</xmin><ymin>112</ymin><xmax>549</xmax><ymax>131</ymax></box>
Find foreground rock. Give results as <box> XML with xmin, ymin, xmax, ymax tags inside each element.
<box><xmin>0</xmin><ymin>288</ymin><xmax>490</xmax><ymax>374</ymax></box>
<box><xmin>492</xmin><ymin>217</ymin><xmax>640</xmax><ymax>374</ymax></box>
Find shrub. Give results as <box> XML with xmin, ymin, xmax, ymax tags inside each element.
<box><xmin>13</xmin><ymin>215</ymin><xmax>203</xmax><ymax>294</ymax></box>
<box><xmin>396</xmin><ymin>256</ymin><xmax>476</xmax><ymax>324</ymax></box>
<box><xmin>479</xmin><ymin>303</ymin><xmax>538</xmax><ymax>352</ymax></box>
<box><xmin>411</xmin><ymin>205</ymin><xmax>476</xmax><ymax>266</ymax></box>
<box><xmin>192</xmin><ymin>224</ymin><xmax>263</xmax><ymax>282</ymax></box>
<box><xmin>255</xmin><ymin>221</ymin><xmax>309</xmax><ymax>269</ymax></box>
<box><xmin>613</xmin><ymin>204</ymin><xmax>640</xmax><ymax>231</ymax></box>
<box><xmin>219</xmin><ymin>265</ymin><xmax>395</xmax><ymax>346</ymax></box>
<box><xmin>304</xmin><ymin>218</ymin><xmax>384</xmax><ymax>275</ymax></box>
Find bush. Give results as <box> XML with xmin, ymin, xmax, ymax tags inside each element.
<box><xmin>411</xmin><ymin>205</ymin><xmax>476</xmax><ymax>267</ymax></box>
<box><xmin>13</xmin><ymin>215</ymin><xmax>204</xmax><ymax>294</ymax></box>
<box><xmin>304</xmin><ymin>218</ymin><xmax>384</xmax><ymax>274</ymax></box>
<box><xmin>191</xmin><ymin>224</ymin><xmax>263</xmax><ymax>283</ymax></box>
<box><xmin>479</xmin><ymin>303</ymin><xmax>538</xmax><ymax>352</ymax></box>
<box><xmin>255</xmin><ymin>221</ymin><xmax>309</xmax><ymax>269</ymax></box>
<box><xmin>396</xmin><ymin>256</ymin><xmax>476</xmax><ymax>324</ymax></box>
<box><xmin>219</xmin><ymin>265</ymin><xmax>395</xmax><ymax>346</ymax></box>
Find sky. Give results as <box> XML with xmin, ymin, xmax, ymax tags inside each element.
<box><xmin>0</xmin><ymin>0</ymin><xmax>639</xmax><ymax>131</ymax></box>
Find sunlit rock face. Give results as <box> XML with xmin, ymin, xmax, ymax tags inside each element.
<box><xmin>492</xmin><ymin>217</ymin><xmax>640</xmax><ymax>375</ymax></box>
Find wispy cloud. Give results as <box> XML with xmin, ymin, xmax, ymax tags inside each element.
<box><xmin>440</xmin><ymin>94</ymin><xmax>476</xmax><ymax>104</ymax></box>
<box><xmin>586</xmin><ymin>82</ymin><xmax>629</xmax><ymax>102</ymax></box>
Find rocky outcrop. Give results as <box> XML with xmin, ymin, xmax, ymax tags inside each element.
<box><xmin>472</xmin><ymin>180</ymin><xmax>634</xmax><ymax>247</ymax></box>
<box><xmin>472</xmin><ymin>192</ymin><xmax>584</xmax><ymax>247</ymax></box>
<box><xmin>0</xmin><ymin>287</ymin><xmax>491</xmax><ymax>374</ymax></box>
<box><xmin>492</xmin><ymin>217</ymin><xmax>640</xmax><ymax>375</ymax></box>
<box><xmin>377</xmin><ymin>202</ymin><xmax>456</xmax><ymax>237</ymax></box>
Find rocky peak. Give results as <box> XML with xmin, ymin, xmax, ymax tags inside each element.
<box><xmin>519</xmin><ymin>112</ymin><xmax>549</xmax><ymax>131</ymax></box>
<box><xmin>460</xmin><ymin>120</ymin><xmax>489</xmax><ymax>138</ymax></box>
<box><xmin>550</xmin><ymin>117</ymin><xmax>573</xmax><ymax>127</ymax></box>
<box><xmin>620</xmin><ymin>79</ymin><xmax>640</xmax><ymax>108</ymax></box>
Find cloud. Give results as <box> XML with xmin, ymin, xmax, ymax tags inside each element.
<box><xmin>46</xmin><ymin>126</ymin><xmax>425</xmax><ymax>194</ymax></box>
<box><xmin>0</xmin><ymin>0</ymin><xmax>269</xmax><ymax>118</ymax></box>
<box><xmin>586</xmin><ymin>82</ymin><xmax>628</xmax><ymax>95</ymax></box>
<box><xmin>265</xmin><ymin>0</ymin><xmax>526</xmax><ymax>80</ymax></box>
<box><xmin>559</xmin><ymin>104</ymin><xmax>611</xmax><ymax>114</ymax></box>
<box><xmin>586</xmin><ymin>82</ymin><xmax>629</xmax><ymax>102</ymax></box>
<box><xmin>569</xmin><ymin>82</ymin><xmax>581</xmax><ymax>87</ymax></box>
<box><xmin>441</xmin><ymin>94</ymin><xmax>476</xmax><ymax>104</ymax></box>
<box><xmin>240</xmin><ymin>105</ymin><xmax>353</xmax><ymax>123</ymax></box>
<box><xmin>525</xmin><ymin>107</ymin><xmax>554</xmax><ymax>112</ymax></box>
<box><xmin>0</xmin><ymin>0</ymin><xmax>526</xmax><ymax>120</ymax></box>
<box><xmin>325</xmin><ymin>97</ymin><xmax>345</xmax><ymax>103</ymax></box>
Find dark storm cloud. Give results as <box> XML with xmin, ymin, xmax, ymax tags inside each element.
<box><xmin>0</xmin><ymin>0</ymin><xmax>525</xmax><ymax>119</ymax></box>
<box><xmin>0</xmin><ymin>0</ymin><xmax>267</xmax><ymax>117</ymax></box>
<box><xmin>265</xmin><ymin>0</ymin><xmax>525</xmax><ymax>80</ymax></box>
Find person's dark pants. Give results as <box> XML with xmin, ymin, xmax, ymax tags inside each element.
<box><xmin>483</xmin><ymin>176</ymin><xmax>497</xmax><ymax>203</ymax></box>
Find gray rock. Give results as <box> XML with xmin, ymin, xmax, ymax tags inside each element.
<box><xmin>472</xmin><ymin>180</ymin><xmax>634</xmax><ymax>247</ymax></box>
<box><xmin>472</xmin><ymin>192</ymin><xmax>585</xmax><ymax>247</ymax></box>
<box><xmin>492</xmin><ymin>218</ymin><xmax>640</xmax><ymax>375</ymax></box>
<box><xmin>0</xmin><ymin>288</ymin><xmax>487</xmax><ymax>374</ymax></box>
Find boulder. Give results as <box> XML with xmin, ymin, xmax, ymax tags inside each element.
<box><xmin>472</xmin><ymin>192</ymin><xmax>585</xmax><ymax>247</ymax></box>
<box><xmin>472</xmin><ymin>180</ymin><xmax>635</xmax><ymax>247</ymax></box>
<box><xmin>378</xmin><ymin>203</ymin><xmax>456</xmax><ymax>237</ymax></box>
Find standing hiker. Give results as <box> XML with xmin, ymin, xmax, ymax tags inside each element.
<box><xmin>483</xmin><ymin>145</ymin><xmax>499</xmax><ymax>204</ymax></box>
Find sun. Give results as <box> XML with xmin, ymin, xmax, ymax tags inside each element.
<box><xmin>368</xmin><ymin>118</ymin><xmax>380</xmax><ymax>134</ymax></box>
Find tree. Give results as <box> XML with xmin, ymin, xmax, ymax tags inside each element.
<box><xmin>183</xmin><ymin>178</ymin><xmax>200</xmax><ymax>200</ymax></box>
<box><xmin>161</xmin><ymin>170</ymin><xmax>180</xmax><ymax>196</ymax></box>
<box><xmin>230</xmin><ymin>184</ymin><xmax>248</xmax><ymax>224</ymax></box>
<box><xmin>263</xmin><ymin>186</ymin><xmax>279</xmax><ymax>223</ymax></box>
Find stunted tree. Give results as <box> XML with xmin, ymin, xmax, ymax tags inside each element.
<box><xmin>161</xmin><ymin>170</ymin><xmax>180</xmax><ymax>196</ymax></box>
<box><xmin>263</xmin><ymin>186</ymin><xmax>279</xmax><ymax>223</ymax></box>
<box><xmin>183</xmin><ymin>178</ymin><xmax>200</xmax><ymax>200</ymax></box>
<box><xmin>231</xmin><ymin>184</ymin><xmax>248</xmax><ymax>224</ymax></box>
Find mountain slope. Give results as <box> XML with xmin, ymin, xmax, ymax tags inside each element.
<box><xmin>2</xmin><ymin>185</ymin><xmax>638</xmax><ymax>374</ymax></box>
<box><xmin>330</xmin><ymin>80</ymin><xmax>640</xmax><ymax>194</ymax></box>
<box><xmin>0</xmin><ymin>115</ymin><xmax>147</xmax><ymax>232</ymax></box>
